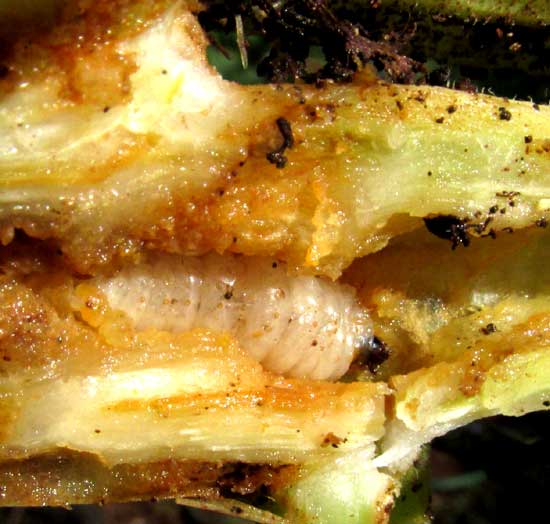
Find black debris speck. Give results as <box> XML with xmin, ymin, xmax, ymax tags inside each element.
<box><xmin>266</xmin><ymin>117</ymin><xmax>294</xmax><ymax>168</ymax></box>
<box><xmin>481</xmin><ymin>323</ymin><xmax>497</xmax><ymax>335</ymax></box>
<box><xmin>498</xmin><ymin>107</ymin><xmax>512</xmax><ymax>121</ymax></box>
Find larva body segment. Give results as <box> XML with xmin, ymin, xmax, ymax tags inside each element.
<box><xmin>97</xmin><ymin>253</ymin><xmax>371</xmax><ymax>380</ymax></box>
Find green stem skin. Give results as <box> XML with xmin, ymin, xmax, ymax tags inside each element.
<box><xmin>390</xmin><ymin>447</ymin><xmax>431</xmax><ymax>524</ymax></box>
<box><xmin>276</xmin><ymin>454</ymin><xmax>396</xmax><ymax>524</ymax></box>
<box><xmin>338</xmin><ymin>0</ymin><xmax>550</xmax><ymax>25</ymax></box>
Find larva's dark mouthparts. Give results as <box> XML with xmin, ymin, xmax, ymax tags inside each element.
<box><xmin>355</xmin><ymin>336</ymin><xmax>391</xmax><ymax>374</ymax></box>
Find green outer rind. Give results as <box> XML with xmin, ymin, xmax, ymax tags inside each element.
<box><xmin>342</xmin><ymin>0</ymin><xmax>550</xmax><ymax>25</ymax></box>
<box><xmin>176</xmin><ymin>452</ymin><xmax>432</xmax><ymax>524</ymax></box>
<box><xmin>389</xmin><ymin>447</ymin><xmax>431</xmax><ymax>524</ymax></box>
<box><xmin>176</xmin><ymin>453</ymin><xmax>432</xmax><ymax>524</ymax></box>
<box><xmin>398</xmin><ymin>0</ymin><xmax>548</xmax><ymax>25</ymax></box>
<box><xmin>392</xmin><ymin>349</ymin><xmax>550</xmax><ymax>439</ymax></box>
<box><xmin>275</xmin><ymin>454</ymin><xmax>396</xmax><ymax>524</ymax></box>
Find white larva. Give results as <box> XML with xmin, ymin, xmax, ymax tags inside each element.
<box><xmin>95</xmin><ymin>253</ymin><xmax>371</xmax><ymax>381</ymax></box>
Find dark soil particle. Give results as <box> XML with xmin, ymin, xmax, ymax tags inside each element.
<box><xmin>481</xmin><ymin>323</ymin><xmax>497</xmax><ymax>335</ymax></box>
<box><xmin>199</xmin><ymin>0</ymin><xmax>422</xmax><ymax>84</ymax></box>
<box><xmin>498</xmin><ymin>107</ymin><xmax>512</xmax><ymax>120</ymax></box>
